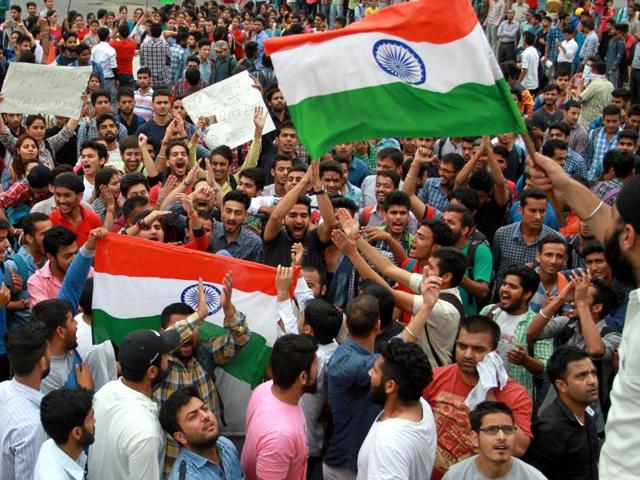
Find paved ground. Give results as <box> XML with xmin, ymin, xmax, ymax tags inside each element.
<box><xmin>13</xmin><ymin>0</ymin><xmax>151</xmax><ymax>17</ymax></box>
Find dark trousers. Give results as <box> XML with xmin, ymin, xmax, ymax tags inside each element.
<box><xmin>497</xmin><ymin>41</ymin><xmax>516</xmax><ymax>63</ymax></box>
<box><xmin>631</xmin><ymin>68</ymin><xmax>640</xmax><ymax>105</ymax></box>
<box><xmin>117</xmin><ymin>73</ymin><xmax>134</xmax><ymax>89</ymax></box>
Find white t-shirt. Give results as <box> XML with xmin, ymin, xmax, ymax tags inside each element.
<box><xmin>83</xmin><ymin>177</ymin><xmax>95</xmax><ymax>202</ymax></box>
<box><xmin>493</xmin><ymin>310</ymin><xmax>528</xmax><ymax>365</ymax></box>
<box><xmin>443</xmin><ymin>455</ymin><xmax>546</xmax><ymax>479</ymax></box>
<box><xmin>357</xmin><ymin>397</ymin><xmax>437</xmax><ymax>480</ymax></box>
<box><xmin>520</xmin><ymin>46</ymin><xmax>540</xmax><ymax>90</ymax></box>
<box><xmin>107</xmin><ymin>147</ymin><xmax>121</xmax><ymax>165</ymax></box>
<box><xmin>558</xmin><ymin>39</ymin><xmax>578</xmax><ymax>63</ymax></box>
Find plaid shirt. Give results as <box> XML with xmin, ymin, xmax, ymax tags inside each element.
<box><xmin>546</xmin><ymin>26</ymin><xmax>564</xmax><ymax>63</ymax></box>
<box><xmin>580</xmin><ymin>31</ymin><xmax>599</xmax><ymax>61</ymax></box>
<box><xmin>564</xmin><ymin>149</ymin><xmax>589</xmax><ymax>179</ymax></box>
<box><xmin>154</xmin><ymin>310</ymin><xmax>251</xmax><ymax>475</ymax></box>
<box><xmin>492</xmin><ymin>221</ymin><xmax>560</xmax><ymax>284</ymax></box>
<box><xmin>168</xmin><ymin>43</ymin><xmax>186</xmax><ymax>86</ymax></box>
<box><xmin>481</xmin><ymin>305</ymin><xmax>554</xmax><ymax>398</ymax></box>
<box><xmin>0</xmin><ymin>180</ymin><xmax>30</xmax><ymax>209</ymax></box>
<box><xmin>171</xmin><ymin>77</ymin><xmax>209</xmax><ymax>98</ymax></box>
<box><xmin>139</xmin><ymin>37</ymin><xmax>170</xmax><ymax>88</ymax></box>
<box><xmin>592</xmin><ymin>178</ymin><xmax>624</xmax><ymax>205</ymax></box>
<box><xmin>585</xmin><ymin>127</ymin><xmax>620</xmax><ymax>181</ymax></box>
<box><xmin>418</xmin><ymin>177</ymin><xmax>450</xmax><ymax>211</ymax></box>
<box><xmin>353</xmin><ymin>143</ymin><xmax>378</xmax><ymax>175</ymax></box>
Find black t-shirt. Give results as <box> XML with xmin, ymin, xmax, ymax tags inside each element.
<box><xmin>475</xmin><ymin>197</ymin><xmax>508</xmax><ymax>245</ymax></box>
<box><xmin>263</xmin><ymin>226</ymin><xmax>328</xmax><ymax>270</ymax></box>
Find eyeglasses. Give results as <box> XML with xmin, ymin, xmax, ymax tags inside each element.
<box><xmin>478</xmin><ymin>425</ymin><xmax>517</xmax><ymax>435</ymax></box>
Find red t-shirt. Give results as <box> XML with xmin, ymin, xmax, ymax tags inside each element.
<box><xmin>109</xmin><ymin>39</ymin><xmax>137</xmax><ymax>75</ymax></box>
<box><xmin>423</xmin><ymin>364</ymin><xmax>533</xmax><ymax>480</ymax></box>
<box><xmin>49</xmin><ymin>205</ymin><xmax>103</xmax><ymax>247</ymax></box>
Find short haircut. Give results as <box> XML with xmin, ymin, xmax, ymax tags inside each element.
<box><xmin>431</xmin><ymin>247</ymin><xmax>468</xmax><ymax>287</ymax></box>
<box><xmin>547</xmin><ymin>345</ymin><xmax>591</xmax><ymax>388</ymax></box>
<box><xmin>118</xmin><ymin>23</ymin><xmax>130</xmax><ymax>38</ymax></box>
<box><xmin>519</xmin><ymin>188</ymin><xmax>547</xmax><ymax>207</ymax></box>
<box><xmin>152</xmin><ymin>88</ymin><xmax>171</xmax><ymax>101</ymax></box>
<box><xmin>445</xmin><ymin>203</ymin><xmax>474</xmax><ymax>229</ymax></box>
<box><xmin>502</xmin><ymin>264</ymin><xmax>540</xmax><ymax>295</ymax></box>
<box><xmin>449</xmin><ymin>187</ymin><xmax>479</xmax><ymax>211</ymax></box>
<box><xmin>5</xmin><ymin>320</ymin><xmax>48</xmax><ymax>376</ymax></box>
<box><xmin>421</xmin><ymin>219</ymin><xmax>455</xmax><ymax>247</ymax></box>
<box><xmin>618</xmin><ymin>128</ymin><xmax>639</xmax><ymax>143</ymax></box>
<box><xmin>331</xmin><ymin>195</ymin><xmax>358</xmax><ymax>215</ymax></box>
<box><xmin>602</xmin><ymin>104</ymin><xmax>622</xmax><ymax>117</ymax></box>
<box><xmin>117</xmin><ymin>86</ymin><xmax>135</xmax><ymax>101</ymax></box>
<box><xmin>22</xmin><ymin>212</ymin><xmax>50</xmax><ymax>238</ymax></box>
<box><xmin>564</xmin><ymin>99</ymin><xmax>581</xmax><ymax>111</ymax></box>
<box><xmin>543</xmin><ymin>83</ymin><xmax>561</xmax><ymax>94</ymax></box>
<box><xmin>591</xmin><ymin>278</ymin><xmax>619</xmax><ymax>319</ymax></box>
<box><xmin>468</xmin><ymin>169</ymin><xmax>494</xmax><ymax>194</ymax></box>
<box><xmin>591</xmin><ymin>60</ymin><xmax>607</xmax><ymax>75</ymax></box>
<box><xmin>239</xmin><ymin>167</ymin><xmax>265</xmax><ymax>191</ymax></box>
<box><xmin>381</xmin><ymin>338</ymin><xmax>434</xmax><ymax>403</ymax></box>
<box><xmin>137</xmin><ymin>67</ymin><xmax>151</xmax><ymax>77</ymax></box>
<box><xmin>43</xmin><ymin>225</ymin><xmax>77</xmax><ymax>257</ymax></box>
<box><xmin>469</xmin><ymin>401</ymin><xmax>514</xmax><ymax>431</ymax></box>
<box><xmin>159</xmin><ymin>386</ymin><xmax>201</xmax><ymax>436</ymax></box>
<box><xmin>79</xmin><ymin>278</ymin><xmax>94</xmax><ymax>315</ymax></box>
<box><xmin>295</xmin><ymin>195</ymin><xmax>312</xmax><ymax>213</ymax></box>
<box><xmin>270</xmin><ymin>334</ymin><xmax>318</xmax><ymax>389</ymax></box>
<box><xmin>522</xmin><ymin>31</ymin><xmax>535</xmax><ymax>45</ymax></box>
<box><xmin>377</xmin><ymin>147</ymin><xmax>404</xmax><ymax>167</ymax></box>
<box><xmin>359</xmin><ymin>280</ymin><xmax>395</xmax><ymax>329</ymax></box>
<box><xmin>346</xmin><ymin>294</ymin><xmax>380</xmax><ymax>337</ymax></box>
<box><xmin>628</xmin><ymin>104</ymin><xmax>640</xmax><ymax>117</ymax></box>
<box><xmin>376</xmin><ymin>170</ymin><xmax>401</xmax><ymax>189</ymax></box>
<box><xmin>222</xmin><ymin>190</ymin><xmax>250</xmax><ymax>210</ymax></box>
<box><xmin>441</xmin><ymin>152</ymin><xmax>465</xmax><ymax>172</ymax></box>
<box><xmin>160</xmin><ymin>303</ymin><xmax>194</xmax><ymax>329</ymax></box>
<box><xmin>211</xmin><ymin>145</ymin><xmax>232</xmax><ymax>164</ymax></box>
<box><xmin>95</xmin><ymin>113</ymin><xmax>117</xmax><ymax>131</ymax></box>
<box><xmin>612</xmin><ymin>87</ymin><xmax>631</xmax><ymax>101</ymax></box>
<box><xmin>91</xmin><ymin>89</ymin><xmax>111</xmax><ymax>105</ymax></box>
<box><xmin>40</xmin><ymin>388</ymin><xmax>94</xmax><ymax>444</ymax></box>
<box><xmin>97</xmin><ymin>27</ymin><xmax>110</xmax><ymax>42</ymax></box>
<box><xmin>319</xmin><ymin>159</ymin><xmax>343</xmax><ymax>178</ymax></box>
<box><xmin>198</xmin><ymin>37</ymin><xmax>211</xmax><ymax>48</ymax></box>
<box><xmin>303</xmin><ymin>299</ymin><xmax>343</xmax><ymax>344</ymax></box>
<box><xmin>75</xmin><ymin>43</ymin><xmax>90</xmax><ymax>55</ymax></box>
<box><xmin>581</xmin><ymin>241</ymin><xmax>605</xmax><ymax>258</ymax></box>
<box><xmin>120</xmin><ymin>172</ymin><xmax>148</xmax><ymax>196</ymax></box>
<box><xmin>548</xmin><ymin>122</ymin><xmax>571</xmax><ymax>137</ymax></box>
<box><xmin>81</xmin><ymin>140</ymin><xmax>108</xmax><ymax>161</ymax></box>
<box><xmin>459</xmin><ymin>315</ymin><xmax>501</xmax><ymax>350</ymax></box>
<box><xmin>302</xmin><ymin>266</ymin><xmax>327</xmax><ymax>288</ymax></box>
<box><xmin>122</xmin><ymin>195</ymin><xmax>149</xmax><ymax>219</ymax></box>
<box><xmin>150</xmin><ymin>22</ymin><xmax>163</xmax><ymax>38</ymax></box>
<box><xmin>119</xmin><ymin>135</ymin><xmax>139</xmax><ymax>155</ymax></box>
<box><xmin>383</xmin><ymin>189</ymin><xmax>410</xmax><ymax>211</ymax></box>
<box><xmin>32</xmin><ymin>299</ymin><xmax>73</xmax><ymax>341</ymax></box>
<box><xmin>272</xmin><ymin>153</ymin><xmax>294</xmax><ymax>170</ymax></box>
<box><xmin>538</xmin><ymin>234</ymin><xmax>567</xmax><ymax>254</ymax></box>
<box><xmin>95</xmin><ymin>167</ymin><xmax>120</xmax><ymax>191</ymax></box>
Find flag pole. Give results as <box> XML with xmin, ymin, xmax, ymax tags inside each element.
<box><xmin>522</xmin><ymin>131</ymin><xmax>565</xmax><ymax>227</ymax></box>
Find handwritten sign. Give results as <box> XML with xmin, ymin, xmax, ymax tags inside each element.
<box><xmin>0</xmin><ymin>63</ymin><xmax>91</xmax><ymax>119</ymax></box>
<box><xmin>182</xmin><ymin>70</ymin><xmax>276</xmax><ymax>149</ymax></box>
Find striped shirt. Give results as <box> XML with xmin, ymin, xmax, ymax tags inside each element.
<box><xmin>580</xmin><ymin>31</ymin><xmax>599</xmax><ymax>61</ymax></box>
<box><xmin>134</xmin><ymin>88</ymin><xmax>154</xmax><ymax>122</ymax></box>
<box><xmin>0</xmin><ymin>379</ymin><xmax>48</xmax><ymax>480</ymax></box>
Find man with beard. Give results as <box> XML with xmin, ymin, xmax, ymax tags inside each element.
<box><xmin>334</xmin><ymin>142</ymin><xmax>369</xmax><ymax>188</ymax></box>
<box><xmin>148</xmin><ymin>140</ymin><xmax>192</xmax><ymax>206</ymax></box>
<box><xmin>418</xmin><ymin>153</ymin><xmax>465</xmax><ymax>212</ymax></box>
<box><xmin>360</xmin><ymin>170</ymin><xmax>419</xmax><ymax>231</ymax></box>
<box><xmin>263</xmin><ymin>161</ymin><xmax>335</xmax><ymax>269</ymax></box>
<box><xmin>96</xmin><ymin>114</ymin><xmax>122</xmax><ymax>165</ymax></box>
<box><xmin>357</xmin><ymin>339</ymin><xmax>436</xmax><ymax>479</ymax></box>
<box><xmin>424</xmin><ymin>315</ymin><xmax>533</xmax><ymax>480</ymax></box>
<box><xmin>361</xmin><ymin>147</ymin><xmax>404</xmax><ymax>207</ymax></box>
<box><xmin>443</xmin><ymin>402</ymin><xmax>545</xmax><ymax>480</ymax></box>
<box><xmin>156</xmin><ymin>274</ymin><xmax>250</xmax><ymax>476</ymax></box>
<box><xmin>323</xmin><ymin>294</ymin><xmax>382</xmax><ymax>480</ymax></box>
<box><xmin>525</xmin><ymin>151</ymin><xmax>640</xmax><ymax>477</ymax></box>
<box><xmin>529</xmin><ymin>235</ymin><xmax>571</xmax><ymax>313</ymax></box>
<box><xmin>531</xmin><ymin>84</ymin><xmax>565</xmax><ymax>138</ymax></box>
<box><xmin>523</xmin><ymin>346</ymin><xmax>601</xmax><ymax>480</ymax></box>
<box><xmin>35</xmin><ymin>388</ymin><xmax>95</xmax><ymax>479</ymax></box>
<box><xmin>48</xmin><ymin>173</ymin><xmax>102</xmax><ymax>247</ymax></box>
<box><xmin>160</xmin><ymin>387</ymin><xmax>243</xmax><ymax>480</ymax></box>
<box><xmin>209</xmin><ymin>191</ymin><xmax>262</xmax><ymax>262</ymax></box>
<box><xmin>88</xmin><ymin>327</ymin><xmax>181</xmax><ymax>480</ymax></box>
<box><xmin>115</xmin><ymin>87</ymin><xmax>145</xmax><ymax>136</ymax></box>
<box><xmin>54</xmin><ymin>31</ymin><xmax>78</xmax><ymax>66</ymax></box>
<box><xmin>365</xmin><ymin>190</ymin><xmax>413</xmax><ymax>267</ymax></box>
<box><xmin>265</xmin><ymin>86</ymin><xmax>290</xmax><ymax>134</ymax></box>
<box><xmin>260</xmin><ymin>121</ymin><xmax>304</xmax><ymax>184</ymax></box>
<box><xmin>262</xmin><ymin>155</ymin><xmax>293</xmax><ymax>197</ymax></box>
<box><xmin>76</xmin><ymin>90</ymin><xmax>128</xmax><ymax>156</ymax></box>
<box><xmin>0</xmin><ymin>321</ymin><xmax>50</xmax><ymax>480</ymax></box>
<box><xmin>480</xmin><ymin>265</ymin><xmax>553</xmax><ymax>399</ymax></box>
<box><xmin>241</xmin><ymin>334</ymin><xmax>318</xmax><ymax>480</ymax></box>
<box><xmin>136</xmin><ymin>90</ymin><xmax>175</xmax><ymax>157</ymax></box>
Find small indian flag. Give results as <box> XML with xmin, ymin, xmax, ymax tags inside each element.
<box><xmin>265</xmin><ymin>0</ymin><xmax>526</xmax><ymax>158</ymax></box>
<box><xmin>92</xmin><ymin>233</ymin><xmax>283</xmax><ymax>389</ymax></box>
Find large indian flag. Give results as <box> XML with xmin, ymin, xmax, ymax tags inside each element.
<box><xmin>92</xmin><ymin>233</ymin><xmax>286</xmax><ymax>381</ymax></box>
<box><xmin>265</xmin><ymin>0</ymin><xmax>526</xmax><ymax>158</ymax></box>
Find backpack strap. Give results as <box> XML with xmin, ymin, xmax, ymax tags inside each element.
<box><xmin>465</xmin><ymin>239</ymin><xmax>482</xmax><ymax>280</ymax></box>
<box><xmin>600</xmin><ymin>186</ymin><xmax>621</xmax><ymax>205</ymax></box>
<box><xmin>436</xmin><ymin>292</ymin><xmax>466</xmax><ymax>367</ymax></box>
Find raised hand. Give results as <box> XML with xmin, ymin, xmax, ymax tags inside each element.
<box><xmin>291</xmin><ymin>242</ymin><xmax>304</xmax><ymax>266</ymax></box>
<box><xmin>336</xmin><ymin>208</ymin><xmax>359</xmax><ymax>239</ymax></box>
<box><xmin>220</xmin><ymin>272</ymin><xmax>236</xmax><ymax>321</ymax></box>
<box><xmin>331</xmin><ymin>228</ymin><xmax>357</xmax><ymax>255</ymax></box>
<box><xmin>8</xmin><ymin>267</ymin><xmax>23</xmax><ymax>295</ymax></box>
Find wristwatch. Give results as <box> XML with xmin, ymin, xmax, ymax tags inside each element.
<box><xmin>311</xmin><ymin>186</ymin><xmax>327</xmax><ymax>195</ymax></box>
<box><xmin>136</xmin><ymin>218</ymin><xmax>147</xmax><ymax>230</ymax></box>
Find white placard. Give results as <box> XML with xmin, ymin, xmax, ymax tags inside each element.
<box><xmin>0</xmin><ymin>63</ymin><xmax>92</xmax><ymax>119</ymax></box>
<box><xmin>182</xmin><ymin>70</ymin><xmax>276</xmax><ymax>149</ymax></box>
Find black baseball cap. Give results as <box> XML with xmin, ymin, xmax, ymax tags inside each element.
<box><xmin>118</xmin><ymin>329</ymin><xmax>181</xmax><ymax>377</ymax></box>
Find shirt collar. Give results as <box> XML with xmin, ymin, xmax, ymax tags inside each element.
<box><xmin>179</xmin><ymin>448</ymin><xmax>216</xmax><ymax>469</ymax></box>
<box><xmin>10</xmin><ymin>378</ymin><xmax>43</xmax><ymax>407</ymax></box>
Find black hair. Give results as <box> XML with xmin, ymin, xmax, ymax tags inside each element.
<box><xmin>502</xmin><ymin>264</ymin><xmax>540</xmax><ymax>295</ymax></box>
<box><xmin>239</xmin><ymin>167</ymin><xmax>265</xmax><ymax>191</ymax></box>
<box><xmin>117</xmin><ymin>86</ymin><xmax>135</xmax><ymax>101</ymax></box>
<box><xmin>150</xmin><ymin>22</ymin><xmax>163</xmax><ymax>38</ymax></box>
<box><xmin>383</xmin><ymin>189</ymin><xmax>410</xmax><ymax>211</ymax></box>
<box><xmin>223</xmin><ymin>190</ymin><xmax>250</xmax><ymax>210</ymax></box>
<box><xmin>421</xmin><ymin>219</ymin><xmax>455</xmax><ymax>247</ymax></box>
<box><xmin>441</xmin><ymin>152</ymin><xmax>465</xmax><ymax>172</ymax></box>
<box><xmin>5</xmin><ymin>320</ymin><xmax>48</xmax><ymax>376</ymax></box>
<box><xmin>90</xmin><ymin>89</ymin><xmax>111</xmax><ymax>105</ymax></box>
<box><xmin>377</xmin><ymin>147</ymin><xmax>404</xmax><ymax>167</ymax></box>
<box><xmin>538</xmin><ymin>234</ymin><xmax>567</xmax><ymax>254</ymax></box>
<box><xmin>119</xmin><ymin>135</ymin><xmax>139</xmax><ymax>156</ymax></box>
<box><xmin>118</xmin><ymin>23</ymin><xmax>130</xmax><ymax>38</ymax></box>
<box><xmin>379</xmin><ymin>338</ymin><xmax>433</xmax><ymax>402</ymax></box>
<box><xmin>212</xmin><ymin>145</ymin><xmax>233</xmax><ymax>164</ymax></box>
<box><xmin>319</xmin><ymin>159</ymin><xmax>343</xmax><ymax>178</ymax></box>
<box><xmin>431</xmin><ymin>247</ymin><xmax>468</xmax><ymax>287</ymax></box>
<box><xmin>137</xmin><ymin>67</ymin><xmax>152</xmax><ymax>77</ymax></box>
<box><xmin>376</xmin><ymin>170</ymin><xmax>401</xmax><ymax>189</ymax></box>
<box><xmin>591</xmin><ymin>278</ymin><xmax>619</xmax><ymax>319</ymax></box>
<box><xmin>272</xmin><ymin>153</ymin><xmax>294</xmax><ymax>170</ymax></box>
<box><xmin>95</xmin><ymin>167</ymin><xmax>120</xmax><ymax>192</ymax></box>
<box><xmin>522</xmin><ymin>31</ymin><xmax>535</xmax><ymax>46</ymax></box>
<box><xmin>469</xmin><ymin>401</ymin><xmax>514</xmax><ymax>431</ymax></box>
<box><xmin>519</xmin><ymin>188</ymin><xmax>547</xmax><ymax>207</ymax></box>
<box><xmin>459</xmin><ymin>315</ymin><xmax>501</xmax><ymax>350</ymax></box>
<box><xmin>303</xmin><ymin>298</ymin><xmax>343</xmax><ymax>344</ymax></box>
<box><xmin>160</xmin><ymin>303</ymin><xmax>194</xmax><ymax>329</ymax></box>
<box><xmin>295</xmin><ymin>195</ymin><xmax>312</xmax><ymax>213</ymax></box>
<box><xmin>120</xmin><ymin>172</ymin><xmax>149</xmax><ymax>197</ymax></box>
<box><xmin>564</xmin><ymin>99</ymin><xmax>581</xmax><ymax>111</ymax></box>
<box><xmin>79</xmin><ymin>278</ymin><xmax>94</xmax><ymax>316</ymax></box>
<box><xmin>602</xmin><ymin>104</ymin><xmax>622</xmax><ymax>117</ymax></box>
<box><xmin>445</xmin><ymin>203</ymin><xmax>475</xmax><ymax>229</ymax></box>
<box><xmin>613</xmin><ymin>151</ymin><xmax>636</xmax><ymax>178</ymax></box>
<box><xmin>159</xmin><ymin>386</ymin><xmax>201</xmax><ymax>436</ymax></box>
<box><xmin>359</xmin><ymin>280</ymin><xmax>395</xmax><ymax>329</ymax></box>
<box><xmin>270</xmin><ymin>334</ymin><xmax>318</xmax><ymax>389</ymax></box>
<box><xmin>122</xmin><ymin>195</ymin><xmax>150</xmax><ymax>219</ymax></box>
<box><xmin>449</xmin><ymin>187</ymin><xmax>479</xmax><ymax>212</ymax></box>
<box><xmin>547</xmin><ymin>345</ymin><xmax>591</xmax><ymax>389</ymax></box>
<box><xmin>97</xmin><ymin>27</ymin><xmax>110</xmax><ymax>42</ymax></box>
<box><xmin>80</xmin><ymin>140</ymin><xmax>108</xmax><ymax>161</ymax></box>
<box><xmin>581</xmin><ymin>241</ymin><xmax>605</xmax><ymax>258</ymax></box>
<box><xmin>612</xmin><ymin>87</ymin><xmax>631</xmax><ymax>101</ymax></box>
<box><xmin>468</xmin><ymin>169</ymin><xmax>494</xmax><ymax>194</ymax></box>
<box><xmin>32</xmin><ymin>299</ymin><xmax>73</xmax><ymax>341</ymax></box>
<box><xmin>152</xmin><ymin>88</ymin><xmax>171</xmax><ymax>101</ymax></box>
<box><xmin>346</xmin><ymin>294</ymin><xmax>380</xmax><ymax>337</ymax></box>
<box><xmin>548</xmin><ymin>122</ymin><xmax>571</xmax><ymax>137</ymax></box>
<box><xmin>22</xmin><ymin>212</ymin><xmax>50</xmax><ymax>238</ymax></box>
<box><xmin>40</xmin><ymin>388</ymin><xmax>94</xmax><ymax>444</ymax></box>
<box><xmin>43</xmin><ymin>225</ymin><xmax>77</xmax><ymax>257</ymax></box>
<box><xmin>330</xmin><ymin>196</ymin><xmax>358</xmax><ymax>215</ymax></box>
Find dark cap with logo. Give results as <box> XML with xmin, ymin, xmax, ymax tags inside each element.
<box><xmin>118</xmin><ymin>329</ymin><xmax>181</xmax><ymax>377</ymax></box>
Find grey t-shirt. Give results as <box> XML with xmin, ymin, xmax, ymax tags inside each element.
<box><xmin>442</xmin><ymin>456</ymin><xmax>547</xmax><ymax>479</ymax></box>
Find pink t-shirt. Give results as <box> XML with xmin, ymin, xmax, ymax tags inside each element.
<box><xmin>241</xmin><ymin>381</ymin><xmax>308</xmax><ymax>480</ymax></box>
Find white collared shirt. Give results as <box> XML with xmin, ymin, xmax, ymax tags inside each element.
<box><xmin>34</xmin><ymin>439</ymin><xmax>86</xmax><ymax>480</ymax></box>
<box><xmin>90</xmin><ymin>41</ymin><xmax>117</xmax><ymax>79</ymax></box>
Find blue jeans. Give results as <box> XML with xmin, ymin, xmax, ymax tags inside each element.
<box><xmin>330</xmin><ymin>3</ymin><xmax>343</xmax><ymax>29</ymax></box>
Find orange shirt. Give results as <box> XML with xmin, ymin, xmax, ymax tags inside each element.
<box><xmin>49</xmin><ymin>205</ymin><xmax>103</xmax><ymax>247</ymax></box>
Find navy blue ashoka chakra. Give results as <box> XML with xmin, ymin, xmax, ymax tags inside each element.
<box><xmin>372</xmin><ymin>39</ymin><xmax>426</xmax><ymax>85</ymax></box>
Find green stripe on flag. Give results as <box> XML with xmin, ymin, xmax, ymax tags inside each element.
<box><xmin>289</xmin><ymin>80</ymin><xmax>526</xmax><ymax>158</ymax></box>
<box><xmin>93</xmin><ymin>309</ymin><xmax>270</xmax><ymax>388</ymax></box>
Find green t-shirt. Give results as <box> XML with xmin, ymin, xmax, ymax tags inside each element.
<box><xmin>459</xmin><ymin>241</ymin><xmax>493</xmax><ymax>316</ymax></box>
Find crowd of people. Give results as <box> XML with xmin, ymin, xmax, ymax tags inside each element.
<box><xmin>0</xmin><ymin>0</ymin><xmax>639</xmax><ymax>479</ymax></box>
